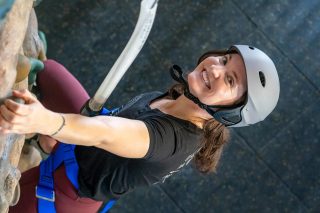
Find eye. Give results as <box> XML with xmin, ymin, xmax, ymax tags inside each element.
<box><xmin>227</xmin><ymin>75</ymin><xmax>234</xmax><ymax>87</ymax></box>
<box><xmin>220</xmin><ymin>55</ymin><xmax>228</xmax><ymax>65</ymax></box>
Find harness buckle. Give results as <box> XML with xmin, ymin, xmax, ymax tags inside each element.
<box><xmin>35</xmin><ymin>186</ymin><xmax>55</xmax><ymax>202</ymax></box>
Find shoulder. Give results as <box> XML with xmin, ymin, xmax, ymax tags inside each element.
<box><xmin>116</xmin><ymin>91</ymin><xmax>164</xmax><ymax>117</ymax></box>
<box><xmin>141</xmin><ymin>113</ymin><xmax>202</xmax><ymax>161</ymax></box>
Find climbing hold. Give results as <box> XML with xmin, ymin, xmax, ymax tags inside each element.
<box><xmin>0</xmin><ymin>0</ymin><xmax>14</xmax><ymax>20</ymax></box>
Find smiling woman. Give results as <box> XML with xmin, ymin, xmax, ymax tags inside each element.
<box><xmin>172</xmin><ymin>45</ymin><xmax>280</xmax><ymax>127</ymax></box>
<box><xmin>1</xmin><ymin>45</ymin><xmax>280</xmax><ymax>212</ymax></box>
<box><xmin>168</xmin><ymin>44</ymin><xmax>280</xmax><ymax>172</ymax></box>
<box><xmin>188</xmin><ymin>53</ymin><xmax>247</xmax><ymax>107</ymax></box>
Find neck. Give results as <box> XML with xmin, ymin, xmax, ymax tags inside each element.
<box><xmin>155</xmin><ymin>94</ymin><xmax>210</xmax><ymax>128</ymax></box>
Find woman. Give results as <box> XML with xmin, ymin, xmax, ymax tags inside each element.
<box><xmin>0</xmin><ymin>45</ymin><xmax>279</xmax><ymax>212</ymax></box>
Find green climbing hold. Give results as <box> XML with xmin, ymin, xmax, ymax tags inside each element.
<box><xmin>38</xmin><ymin>31</ymin><xmax>47</xmax><ymax>55</ymax></box>
<box><xmin>33</xmin><ymin>0</ymin><xmax>43</xmax><ymax>7</ymax></box>
<box><xmin>0</xmin><ymin>0</ymin><xmax>14</xmax><ymax>20</ymax></box>
<box><xmin>28</xmin><ymin>58</ymin><xmax>44</xmax><ymax>85</ymax></box>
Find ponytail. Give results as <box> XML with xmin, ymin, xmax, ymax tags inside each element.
<box><xmin>167</xmin><ymin>83</ymin><xmax>229</xmax><ymax>174</ymax></box>
<box><xmin>194</xmin><ymin>119</ymin><xmax>229</xmax><ymax>173</ymax></box>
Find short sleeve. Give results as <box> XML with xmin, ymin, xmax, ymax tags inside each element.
<box><xmin>142</xmin><ymin>116</ymin><xmax>179</xmax><ymax>161</ymax></box>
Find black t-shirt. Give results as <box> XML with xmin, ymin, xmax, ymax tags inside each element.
<box><xmin>75</xmin><ymin>92</ymin><xmax>202</xmax><ymax>201</ymax></box>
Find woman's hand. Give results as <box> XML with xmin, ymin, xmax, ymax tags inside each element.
<box><xmin>0</xmin><ymin>89</ymin><xmax>56</xmax><ymax>135</ymax></box>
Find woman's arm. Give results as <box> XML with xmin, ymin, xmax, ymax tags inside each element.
<box><xmin>0</xmin><ymin>90</ymin><xmax>150</xmax><ymax>158</ymax></box>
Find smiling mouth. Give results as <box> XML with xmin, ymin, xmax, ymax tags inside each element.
<box><xmin>202</xmin><ymin>70</ymin><xmax>211</xmax><ymax>89</ymax></box>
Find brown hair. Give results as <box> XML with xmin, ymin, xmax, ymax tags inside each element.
<box><xmin>167</xmin><ymin>83</ymin><xmax>230</xmax><ymax>174</ymax></box>
<box><xmin>167</xmin><ymin>48</ymin><xmax>244</xmax><ymax>174</ymax></box>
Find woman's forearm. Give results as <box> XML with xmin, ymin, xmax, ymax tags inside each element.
<box><xmin>45</xmin><ymin>111</ymin><xmax>110</xmax><ymax>147</ymax></box>
<box><xmin>0</xmin><ymin>90</ymin><xmax>150</xmax><ymax>158</ymax></box>
<box><xmin>45</xmin><ymin>111</ymin><xmax>150</xmax><ymax>158</ymax></box>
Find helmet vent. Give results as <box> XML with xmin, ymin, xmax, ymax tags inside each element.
<box><xmin>259</xmin><ymin>71</ymin><xmax>266</xmax><ymax>87</ymax></box>
<box><xmin>249</xmin><ymin>46</ymin><xmax>255</xmax><ymax>50</ymax></box>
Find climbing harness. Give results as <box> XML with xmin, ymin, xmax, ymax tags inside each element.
<box><xmin>36</xmin><ymin>143</ymin><xmax>79</xmax><ymax>213</ymax></box>
<box><xmin>36</xmin><ymin>142</ymin><xmax>117</xmax><ymax>213</ymax></box>
<box><xmin>36</xmin><ymin>108</ymin><xmax>118</xmax><ymax>213</ymax></box>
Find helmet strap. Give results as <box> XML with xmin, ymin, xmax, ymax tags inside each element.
<box><xmin>170</xmin><ymin>65</ymin><xmax>207</xmax><ymax>109</ymax></box>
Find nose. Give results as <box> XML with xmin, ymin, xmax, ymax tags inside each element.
<box><xmin>210</xmin><ymin>65</ymin><xmax>224</xmax><ymax>79</ymax></box>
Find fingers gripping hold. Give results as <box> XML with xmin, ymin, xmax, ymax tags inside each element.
<box><xmin>1</xmin><ymin>105</ymin><xmax>18</xmax><ymax>123</ymax></box>
<box><xmin>4</xmin><ymin>99</ymin><xmax>32</xmax><ymax>116</ymax></box>
<box><xmin>0</xmin><ymin>90</ymin><xmax>37</xmax><ymax>134</ymax></box>
<box><xmin>0</xmin><ymin>89</ymin><xmax>45</xmax><ymax>135</ymax></box>
<box><xmin>12</xmin><ymin>89</ymin><xmax>37</xmax><ymax>104</ymax></box>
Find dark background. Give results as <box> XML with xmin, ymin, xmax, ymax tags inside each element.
<box><xmin>36</xmin><ymin>0</ymin><xmax>320</xmax><ymax>212</ymax></box>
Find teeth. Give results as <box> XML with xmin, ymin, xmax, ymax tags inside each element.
<box><xmin>202</xmin><ymin>71</ymin><xmax>210</xmax><ymax>89</ymax></box>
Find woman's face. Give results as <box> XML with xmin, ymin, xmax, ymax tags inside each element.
<box><xmin>188</xmin><ymin>53</ymin><xmax>247</xmax><ymax>106</ymax></box>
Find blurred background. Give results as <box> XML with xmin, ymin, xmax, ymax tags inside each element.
<box><xmin>35</xmin><ymin>0</ymin><xmax>320</xmax><ymax>212</ymax></box>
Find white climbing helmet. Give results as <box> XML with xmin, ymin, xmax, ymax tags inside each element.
<box><xmin>229</xmin><ymin>45</ymin><xmax>280</xmax><ymax>127</ymax></box>
<box><xmin>171</xmin><ymin>45</ymin><xmax>280</xmax><ymax>127</ymax></box>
